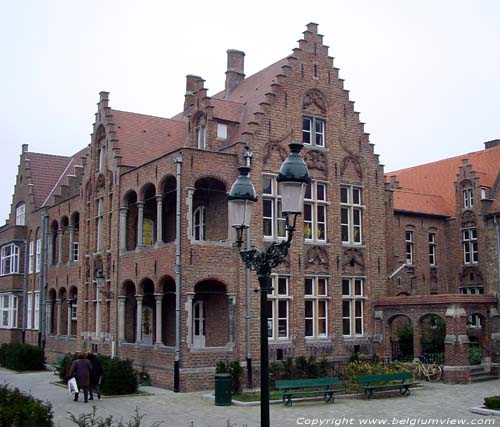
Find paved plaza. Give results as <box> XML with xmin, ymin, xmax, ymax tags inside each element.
<box><xmin>1</xmin><ymin>367</ymin><xmax>499</xmax><ymax>427</ymax></box>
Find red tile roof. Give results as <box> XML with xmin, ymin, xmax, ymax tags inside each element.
<box><xmin>26</xmin><ymin>152</ymin><xmax>73</xmax><ymax>209</ymax></box>
<box><xmin>111</xmin><ymin>110</ymin><xmax>188</xmax><ymax>166</ymax></box>
<box><xmin>386</xmin><ymin>145</ymin><xmax>500</xmax><ymax>217</ymax></box>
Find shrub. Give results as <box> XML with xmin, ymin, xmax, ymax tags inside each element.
<box><xmin>0</xmin><ymin>343</ymin><xmax>45</xmax><ymax>371</ymax></box>
<box><xmin>67</xmin><ymin>406</ymin><xmax>162</xmax><ymax>427</ymax></box>
<box><xmin>57</xmin><ymin>352</ymin><xmax>78</xmax><ymax>381</ymax></box>
<box><xmin>469</xmin><ymin>346</ymin><xmax>482</xmax><ymax>365</ymax></box>
<box><xmin>484</xmin><ymin>396</ymin><xmax>500</xmax><ymax>410</ymax></box>
<box><xmin>0</xmin><ymin>384</ymin><xmax>53</xmax><ymax>427</ymax></box>
<box><xmin>215</xmin><ymin>360</ymin><xmax>243</xmax><ymax>394</ymax></box>
<box><xmin>99</xmin><ymin>356</ymin><xmax>138</xmax><ymax>395</ymax></box>
<box><xmin>137</xmin><ymin>364</ymin><xmax>152</xmax><ymax>386</ymax></box>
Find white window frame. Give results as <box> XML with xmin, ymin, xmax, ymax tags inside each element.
<box><xmin>304</xmin><ymin>181</ymin><xmax>327</xmax><ymax>242</ymax></box>
<box><xmin>192</xmin><ymin>206</ymin><xmax>206</xmax><ymax>241</ymax></box>
<box><xmin>26</xmin><ymin>291</ymin><xmax>33</xmax><ymax>329</ymax></box>
<box><xmin>341</xmin><ymin>186</ymin><xmax>363</xmax><ymax>245</ymax></box>
<box><xmin>429</xmin><ymin>232</ymin><xmax>437</xmax><ymax>267</ymax></box>
<box><xmin>196</xmin><ymin>125</ymin><xmax>206</xmax><ymax>149</ymax></box>
<box><xmin>71</xmin><ymin>298</ymin><xmax>77</xmax><ymax>321</ymax></box>
<box><xmin>98</xmin><ymin>147</ymin><xmax>106</xmax><ymax>172</ymax></box>
<box><xmin>16</xmin><ymin>203</ymin><xmax>25</xmax><ymax>226</ymax></box>
<box><xmin>267</xmin><ymin>276</ymin><xmax>290</xmax><ymax>340</ymax></box>
<box><xmin>342</xmin><ymin>278</ymin><xmax>365</xmax><ymax>337</ymax></box>
<box><xmin>405</xmin><ymin>230</ymin><xmax>414</xmax><ymax>265</ymax></box>
<box><xmin>262</xmin><ymin>175</ymin><xmax>286</xmax><ymax>240</ymax></box>
<box><xmin>463</xmin><ymin>188</ymin><xmax>473</xmax><ymax>209</ymax></box>
<box><xmin>1</xmin><ymin>244</ymin><xmax>20</xmax><ymax>276</ymax></box>
<box><xmin>35</xmin><ymin>239</ymin><xmax>41</xmax><ymax>273</ymax></box>
<box><xmin>462</xmin><ymin>227</ymin><xmax>478</xmax><ymax>264</ymax></box>
<box><xmin>304</xmin><ymin>276</ymin><xmax>329</xmax><ymax>338</ymax></box>
<box><xmin>302</xmin><ymin>116</ymin><xmax>326</xmax><ymax>147</ymax></box>
<box><xmin>460</xmin><ymin>287</ymin><xmax>483</xmax><ymax>295</ymax></box>
<box><xmin>480</xmin><ymin>188</ymin><xmax>488</xmax><ymax>200</ymax></box>
<box><xmin>28</xmin><ymin>241</ymin><xmax>34</xmax><ymax>274</ymax></box>
<box><xmin>33</xmin><ymin>291</ymin><xmax>40</xmax><ymax>330</ymax></box>
<box><xmin>467</xmin><ymin>314</ymin><xmax>482</xmax><ymax>329</ymax></box>
<box><xmin>0</xmin><ymin>294</ymin><xmax>18</xmax><ymax>329</ymax></box>
<box><xmin>217</xmin><ymin>123</ymin><xmax>228</xmax><ymax>140</ymax></box>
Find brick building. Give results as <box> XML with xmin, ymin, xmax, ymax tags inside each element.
<box><xmin>1</xmin><ymin>23</ymin><xmax>499</xmax><ymax>389</ymax></box>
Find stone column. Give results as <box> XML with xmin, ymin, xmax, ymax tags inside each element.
<box><xmin>155</xmin><ymin>195</ymin><xmax>164</xmax><ymax>246</ymax></box>
<box><xmin>48</xmin><ymin>233</ymin><xmax>54</xmax><ymax>266</ymax></box>
<box><xmin>68</xmin><ymin>226</ymin><xmax>74</xmax><ymax>263</ymax></box>
<box><xmin>46</xmin><ymin>301</ymin><xmax>53</xmax><ymax>335</ymax></box>
<box><xmin>136</xmin><ymin>295</ymin><xmax>143</xmax><ymax>343</ymax></box>
<box><xmin>119</xmin><ymin>207</ymin><xmax>128</xmax><ymax>252</ymax></box>
<box><xmin>118</xmin><ymin>296</ymin><xmax>126</xmax><ymax>341</ymax></box>
<box><xmin>57</xmin><ymin>229</ymin><xmax>64</xmax><ymax>265</ymax></box>
<box><xmin>155</xmin><ymin>294</ymin><xmax>163</xmax><ymax>344</ymax></box>
<box><xmin>136</xmin><ymin>202</ymin><xmax>145</xmax><ymax>249</ymax></box>
<box><xmin>228</xmin><ymin>293</ymin><xmax>236</xmax><ymax>344</ymax></box>
<box><xmin>67</xmin><ymin>301</ymin><xmax>72</xmax><ymax>336</ymax></box>
<box><xmin>95</xmin><ymin>288</ymin><xmax>101</xmax><ymax>338</ymax></box>
<box><xmin>56</xmin><ymin>299</ymin><xmax>62</xmax><ymax>335</ymax></box>
<box><xmin>186</xmin><ymin>293</ymin><xmax>194</xmax><ymax>346</ymax></box>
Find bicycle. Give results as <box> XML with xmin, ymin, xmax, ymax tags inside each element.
<box><xmin>414</xmin><ymin>360</ymin><xmax>442</xmax><ymax>382</ymax></box>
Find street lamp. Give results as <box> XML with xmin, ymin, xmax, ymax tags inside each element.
<box><xmin>228</xmin><ymin>141</ymin><xmax>310</xmax><ymax>427</ymax></box>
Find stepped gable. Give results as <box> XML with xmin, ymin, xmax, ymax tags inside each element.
<box><xmin>111</xmin><ymin>110</ymin><xmax>188</xmax><ymax>167</ymax></box>
<box><xmin>386</xmin><ymin>145</ymin><xmax>500</xmax><ymax>216</ymax></box>
<box><xmin>42</xmin><ymin>146</ymin><xmax>88</xmax><ymax>206</ymax></box>
<box><xmin>25</xmin><ymin>152</ymin><xmax>72</xmax><ymax>209</ymax></box>
<box><xmin>212</xmin><ymin>58</ymin><xmax>288</xmax><ymax>142</ymax></box>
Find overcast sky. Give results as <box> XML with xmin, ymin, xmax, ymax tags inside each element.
<box><xmin>1</xmin><ymin>0</ymin><xmax>499</xmax><ymax>223</ymax></box>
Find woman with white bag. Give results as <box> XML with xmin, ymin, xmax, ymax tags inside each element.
<box><xmin>68</xmin><ymin>352</ymin><xmax>92</xmax><ymax>402</ymax></box>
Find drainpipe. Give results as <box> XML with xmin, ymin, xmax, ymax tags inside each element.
<box><xmin>174</xmin><ymin>155</ymin><xmax>183</xmax><ymax>392</ymax></box>
<box><xmin>39</xmin><ymin>209</ymin><xmax>49</xmax><ymax>349</ymax></box>
<box><xmin>494</xmin><ymin>216</ymin><xmax>500</xmax><ymax>312</ymax></box>
<box><xmin>21</xmin><ymin>239</ymin><xmax>28</xmax><ymax>343</ymax></box>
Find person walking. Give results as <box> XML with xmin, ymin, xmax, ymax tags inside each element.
<box><xmin>87</xmin><ymin>351</ymin><xmax>103</xmax><ymax>400</ymax></box>
<box><xmin>69</xmin><ymin>351</ymin><xmax>92</xmax><ymax>402</ymax></box>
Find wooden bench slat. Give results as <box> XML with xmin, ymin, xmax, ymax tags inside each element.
<box><xmin>275</xmin><ymin>377</ymin><xmax>343</xmax><ymax>406</ymax></box>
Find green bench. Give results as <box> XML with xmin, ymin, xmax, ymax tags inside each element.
<box><xmin>357</xmin><ymin>372</ymin><xmax>415</xmax><ymax>398</ymax></box>
<box><xmin>274</xmin><ymin>377</ymin><xmax>345</xmax><ymax>406</ymax></box>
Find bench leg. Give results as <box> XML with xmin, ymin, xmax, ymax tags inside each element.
<box><xmin>364</xmin><ymin>388</ymin><xmax>373</xmax><ymax>399</ymax></box>
<box><xmin>401</xmin><ymin>386</ymin><xmax>410</xmax><ymax>396</ymax></box>
<box><xmin>324</xmin><ymin>392</ymin><xmax>334</xmax><ymax>403</ymax></box>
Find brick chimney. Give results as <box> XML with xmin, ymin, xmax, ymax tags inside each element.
<box><xmin>225</xmin><ymin>49</ymin><xmax>245</xmax><ymax>98</ymax></box>
<box><xmin>484</xmin><ymin>139</ymin><xmax>500</xmax><ymax>149</ymax></box>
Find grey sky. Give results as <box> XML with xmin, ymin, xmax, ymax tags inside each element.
<box><xmin>1</xmin><ymin>0</ymin><xmax>499</xmax><ymax>223</ymax></box>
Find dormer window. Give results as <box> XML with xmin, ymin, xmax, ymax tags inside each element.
<box><xmin>463</xmin><ymin>188</ymin><xmax>473</xmax><ymax>209</ymax></box>
<box><xmin>196</xmin><ymin>125</ymin><xmax>206</xmax><ymax>149</ymax></box>
<box><xmin>217</xmin><ymin>123</ymin><xmax>228</xmax><ymax>140</ymax></box>
<box><xmin>15</xmin><ymin>203</ymin><xmax>25</xmax><ymax>226</ymax></box>
<box><xmin>480</xmin><ymin>188</ymin><xmax>488</xmax><ymax>200</ymax></box>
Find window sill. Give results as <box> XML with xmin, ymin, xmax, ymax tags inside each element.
<box><xmin>302</xmin><ymin>144</ymin><xmax>328</xmax><ymax>153</ymax></box>
<box><xmin>189</xmin><ymin>239</ymin><xmax>232</xmax><ymax>248</ymax></box>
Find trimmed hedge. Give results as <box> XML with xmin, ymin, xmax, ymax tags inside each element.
<box><xmin>59</xmin><ymin>353</ymin><xmax>138</xmax><ymax>395</ymax></box>
<box><xmin>0</xmin><ymin>384</ymin><xmax>53</xmax><ymax>427</ymax></box>
<box><xmin>484</xmin><ymin>396</ymin><xmax>500</xmax><ymax>410</ymax></box>
<box><xmin>0</xmin><ymin>343</ymin><xmax>45</xmax><ymax>371</ymax></box>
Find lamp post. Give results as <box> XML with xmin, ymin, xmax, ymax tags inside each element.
<box><xmin>228</xmin><ymin>141</ymin><xmax>310</xmax><ymax>427</ymax></box>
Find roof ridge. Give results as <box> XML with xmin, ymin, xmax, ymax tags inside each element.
<box><xmin>112</xmin><ymin>109</ymin><xmax>183</xmax><ymax>122</ymax></box>
<box><xmin>386</xmin><ymin>145</ymin><xmax>500</xmax><ymax>175</ymax></box>
<box><xmin>41</xmin><ymin>157</ymin><xmax>75</xmax><ymax>207</ymax></box>
<box><xmin>26</xmin><ymin>152</ymin><xmax>72</xmax><ymax>159</ymax></box>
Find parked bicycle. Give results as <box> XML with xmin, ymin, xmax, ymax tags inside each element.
<box><xmin>414</xmin><ymin>359</ymin><xmax>442</xmax><ymax>382</ymax></box>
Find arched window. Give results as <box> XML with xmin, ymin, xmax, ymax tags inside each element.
<box><xmin>193</xmin><ymin>206</ymin><xmax>206</xmax><ymax>241</ymax></box>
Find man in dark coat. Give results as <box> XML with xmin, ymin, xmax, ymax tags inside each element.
<box><xmin>87</xmin><ymin>351</ymin><xmax>103</xmax><ymax>400</ymax></box>
<box><xmin>69</xmin><ymin>351</ymin><xmax>92</xmax><ymax>402</ymax></box>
